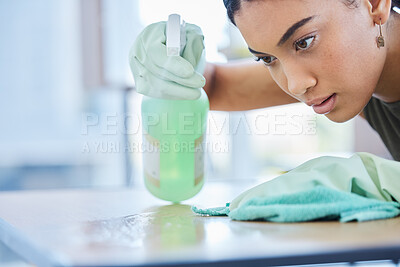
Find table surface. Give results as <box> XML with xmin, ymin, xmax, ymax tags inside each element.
<box><xmin>0</xmin><ymin>180</ymin><xmax>399</xmax><ymax>267</ymax></box>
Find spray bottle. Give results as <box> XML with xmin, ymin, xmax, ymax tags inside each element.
<box><xmin>141</xmin><ymin>14</ymin><xmax>209</xmax><ymax>203</ymax></box>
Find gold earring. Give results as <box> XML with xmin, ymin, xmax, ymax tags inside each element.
<box><xmin>377</xmin><ymin>19</ymin><xmax>385</xmax><ymax>48</ymax></box>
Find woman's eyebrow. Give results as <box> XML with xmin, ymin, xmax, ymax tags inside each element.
<box><xmin>248</xmin><ymin>47</ymin><xmax>266</xmax><ymax>55</ymax></box>
<box><xmin>277</xmin><ymin>16</ymin><xmax>316</xmax><ymax>46</ymax></box>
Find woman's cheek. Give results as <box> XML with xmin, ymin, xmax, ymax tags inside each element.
<box><xmin>269</xmin><ymin>67</ymin><xmax>290</xmax><ymax>94</ymax></box>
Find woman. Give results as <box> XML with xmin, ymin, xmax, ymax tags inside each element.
<box><xmin>130</xmin><ymin>0</ymin><xmax>400</xmax><ymax>160</ymax></box>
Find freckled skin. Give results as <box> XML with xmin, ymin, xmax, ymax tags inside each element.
<box><xmin>234</xmin><ymin>0</ymin><xmax>387</xmax><ymax>122</ymax></box>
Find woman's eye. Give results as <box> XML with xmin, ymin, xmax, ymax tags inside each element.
<box><xmin>295</xmin><ymin>36</ymin><xmax>315</xmax><ymax>50</ymax></box>
<box><xmin>254</xmin><ymin>55</ymin><xmax>277</xmax><ymax>66</ymax></box>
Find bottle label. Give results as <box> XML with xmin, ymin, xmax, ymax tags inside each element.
<box><xmin>143</xmin><ymin>132</ymin><xmax>160</xmax><ymax>187</ymax></box>
<box><xmin>194</xmin><ymin>135</ymin><xmax>204</xmax><ymax>185</ymax></box>
<box><xmin>142</xmin><ymin>132</ymin><xmax>205</xmax><ymax>187</ymax></box>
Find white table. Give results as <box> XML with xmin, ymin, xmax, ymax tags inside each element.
<box><xmin>0</xmin><ymin>180</ymin><xmax>399</xmax><ymax>267</ymax></box>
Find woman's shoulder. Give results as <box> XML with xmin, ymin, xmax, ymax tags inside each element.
<box><xmin>365</xmin><ymin>96</ymin><xmax>400</xmax><ymax>113</ymax></box>
<box><xmin>363</xmin><ymin>96</ymin><xmax>400</xmax><ymax>161</ymax></box>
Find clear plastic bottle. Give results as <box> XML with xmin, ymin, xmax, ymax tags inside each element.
<box><xmin>141</xmin><ymin>89</ymin><xmax>209</xmax><ymax>202</ymax></box>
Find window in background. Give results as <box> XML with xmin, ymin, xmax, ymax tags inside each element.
<box><xmin>0</xmin><ymin>0</ymin><xmax>128</xmax><ymax>190</ymax></box>
<box><xmin>0</xmin><ymin>0</ymin><xmax>95</xmax><ymax>190</ymax></box>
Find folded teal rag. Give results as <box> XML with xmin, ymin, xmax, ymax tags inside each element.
<box><xmin>192</xmin><ymin>186</ymin><xmax>400</xmax><ymax>222</ymax></box>
<box><xmin>192</xmin><ymin>153</ymin><xmax>400</xmax><ymax>223</ymax></box>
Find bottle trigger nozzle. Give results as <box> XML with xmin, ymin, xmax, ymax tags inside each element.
<box><xmin>166</xmin><ymin>14</ymin><xmax>186</xmax><ymax>56</ymax></box>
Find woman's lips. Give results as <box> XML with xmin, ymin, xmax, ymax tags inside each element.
<box><xmin>312</xmin><ymin>93</ymin><xmax>337</xmax><ymax>114</ymax></box>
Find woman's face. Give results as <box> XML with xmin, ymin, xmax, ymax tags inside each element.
<box><xmin>235</xmin><ymin>0</ymin><xmax>387</xmax><ymax>122</ymax></box>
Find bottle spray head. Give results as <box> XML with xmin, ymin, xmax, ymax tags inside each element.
<box><xmin>166</xmin><ymin>14</ymin><xmax>186</xmax><ymax>56</ymax></box>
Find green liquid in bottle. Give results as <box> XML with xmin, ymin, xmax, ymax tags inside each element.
<box><xmin>141</xmin><ymin>89</ymin><xmax>209</xmax><ymax>202</ymax></box>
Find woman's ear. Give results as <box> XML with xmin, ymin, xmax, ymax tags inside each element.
<box><xmin>366</xmin><ymin>0</ymin><xmax>391</xmax><ymax>24</ymax></box>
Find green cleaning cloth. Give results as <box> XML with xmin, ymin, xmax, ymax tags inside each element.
<box><xmin>192</xmin><ymin>152</ymin><xmax>400</xmax><ymax>222</ymax></box>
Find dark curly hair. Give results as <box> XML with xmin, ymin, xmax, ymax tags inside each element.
<box><xmin>223</xmin><ymin>0</ymin><xmax>400</xmax><ymax>25</ymax></box>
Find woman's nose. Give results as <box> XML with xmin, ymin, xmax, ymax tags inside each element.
<box><xmin>285</xmin><ymin>66</ymin><xmax>317</xmax><ymax>96</ymax></box>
